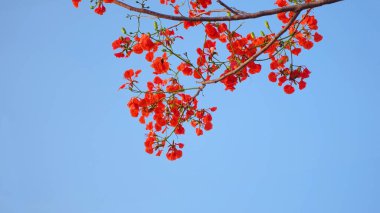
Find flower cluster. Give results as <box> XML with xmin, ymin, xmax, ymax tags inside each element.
<box><xmin>72</xmin><ymin>0</ymin><xmax>114</xmax><ymax>15</ymax></box>
<box><xmin>73</xmin><ymin>0</ymin><xmax>328</xmax><ymax>160</ymax></box>
<box><xmin>125</xmin><ymin>74</ymin><xmax>217</xmax><ymax>158</ymax></box>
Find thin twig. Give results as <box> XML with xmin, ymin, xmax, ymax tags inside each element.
<box><xmin>192</xmin><ymin>84</ymin><xmax>206</xmax><ymax>101</ymax></box>
<box><xmin>216</xmin><ymin>0</ymin><xmax>239</xmax><ymax>15</ymax></box>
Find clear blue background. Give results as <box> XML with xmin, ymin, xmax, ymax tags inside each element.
<box><xmin>1</xmin><ymin>1</ymin><xmax>379</xmax><ymax>212</ymax></box>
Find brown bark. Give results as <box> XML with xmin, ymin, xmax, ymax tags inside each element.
<box><xmin>112</xmin><ymin>0</ymin><xmax>341</xmax><ymax>22</ymax></box>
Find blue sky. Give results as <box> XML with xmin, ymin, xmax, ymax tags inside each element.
<box><xmin>0</xmin><ymin>1</ymin><xmax>379</xmax><ymax>212</ymax></box>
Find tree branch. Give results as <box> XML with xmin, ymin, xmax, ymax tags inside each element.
<box><xmin>202</xmin><ymin>10</ymin><xmax>301</xmax><ymax>85</ymax></box>
<box><xmin>216</xmin><ymin>0</ymin><xmax>239</xmax><ymax>15</ymax></box>
<box><xmin>113</xmin><ymin>0</ymin><xmax>341</xmax><ymax>22</ymax></box>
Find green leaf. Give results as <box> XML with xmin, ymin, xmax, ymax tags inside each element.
<box><xmin>250</xmin><ymin>32</ymin><xmax>256</xmax><ymax>39</ymax></box>
<box><xmin>121</xmin><ymin>27</ymin><xmax>127</xmax><ymax>34</ymax></box>
<box><xmin>265</xmin><ymin>21</ymin><xmax>270</xmax><ymax>30</ymax></box>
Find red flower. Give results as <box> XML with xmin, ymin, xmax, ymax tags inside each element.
<box><xmin>166</xmin><ymin>145</ymin><xmax>183</xmax><ymax>161</ymax></box>
<box><xmin>300</xmin><ymin>40</ymin><xmax>314</xmax><ymax>50</ymax></box>
<box><xmin>278</xmin><ymin>76</ymin><xmax>287</xmax><ymax>86</ymax></box>
<box><xmin>151</xmin><ymin>53</ymin><xmax>170</xmax><ymax>74</ymax></box>
<box><xmin>118</xmin><ymin>84</ymin><xmax>126</xmax><ymax>90</ymax></box>
<box><xmin>277</xmin><ymin>12</ymin><xmax>289</xmax><ymax>23</ymax></box>
<box><xmin>284</xmin><ymin>85</ymin><xmax>295</xmax><ymax>94</ymax></box>
<box><xmin>222</xmin><ymin>74</ymin><xmax>238</xmax><ymax>91</ymax></box>
<box><xmin>160</xmin><ymin>0</ymin><xmax>176</xmax><ymax>4</ymax></box>
<box><xmin>139</xmin><ymin>116</ymin><xmax>145</xmax><ymax>124</ymax></box>
<box><xmin>112</xmin><ymin>37</ymin><xmax>131</xmax><ymax>54</ymax></box>
<box><xmin>94</xmin><ymin>3</ymin><xmax>106</xmax><ymax>15</ymax></box>
<box><xmin>270</xmin><ymin>60</ymin><xmax>279</xmax><ymax>70</ymax></box>
<box><xmin>219</xmin><ymin>34</ymin><xmax>227</xmax><ymax>43</ymax></box>
<box><xmin>153</xmin><ymin>76</ymin><xmax>163</xmax><ymax>85</ymax></box>
<box><xmin>124</xmin><ymin>69</ymin><xmax>134</xmax><ymax>79</ymax></box>
<box><xmin>127</xmin><ymin>97</ymin><xmax>140</xmax><ymax>117</ymax></box>
<box><xmin>196</xmin><ymin>128</ymin><xmax>203</xmax><ymax>136</ymax></box>
<box><xmin>173</xmin><ymin>5</ymin><xmax>180</xmax><ymax>14</ymax></box>
<box><xmin>248</xmin><ymin>63</ymin><xmax>261</xmax><ymax>74</ymax></box>
<box><xmin>197</xmin><ymin>0</ymin><xmax>212</xmax><ymax>8</ymax></box>
<box><xmin>114</xmin><ymin>52</ymin><xmax>124</xmax><ymax>58</ymax></box>
<box><xmin>139</xmin><ymin>34</ymin><xmax>155</xmax><ymax>51</ymax></box>
<box><xmin>175</xmin><ymin>124</ymin><xmax>185</xmax><ymax>134</ymax></box>
<box><xmin>301</xmin><ymin>68</ymin><xmax>311</xmax><ymax>78</ymax></box>
<box><xmin>218</xmin><ymin>23</ymin><xmax>228</xmax><ymax>33</ymax></box>
<box><xmin>275</xmin><ymin>0</ymin><xmax>288</xmax><ymax>7</ymax></box>
<box><xmin>268</xmin><ymin>72</ymin><xmax>277</xmax><ymax>82</ymax></box>
<box><xmin>132</xmin><ymin>44</ymin><xmax>143</xmax><ymax>54</ymax></box>
<box><xmin>291</xmin><ymin>48</ymin><xmax>301</xmax><ymax>56</ymax></box>
<box><xmin>204</xmin><ymin>122</ymin><xmax>213</xmax><ymax>131</ymax></box>
<box><xmin>183</xmin><ymin>21</ymin><xmax>198</xmax><ymax>29</ymax></box>
<box><xmin>156</xmin><ymin>150</ymin><xmax>163</xmax><ymax>156</ymax></box>
<box><xmin>145</xmin><ymin>147</ymin><xmax>153</xmax><ymax>154</ymax></box>
<box><xmin>72</xmin><ymin>0</ymin><xmax>81</xmax><ymax>8</ymax></box>
<box><xmin>299</xmin><ymin>80</ymin><xmax>306</xmax><ymax>90</ymax></box>
<box><xmin>177</xmin><ymin>62</ymin><xmax>193</xmax><ymax>76</ymax></box>
<box><xmin>112</xmin><ymin>39</ymin><xmax>122</xmax><ymax>50</ymax></box>
<box><xmin>205</xmin><ymin>23</ymin><xmax>220</xmax><ymax>40</ymax></box>
<box><xmin>145</xmin><ymin>52</ymin><xmax>154</xmax><ymax>62</ymax></box>
<box><xmin>314</xmin><ymin>32</ymin><xmax>323</xmax><ymax>42</ymax></box>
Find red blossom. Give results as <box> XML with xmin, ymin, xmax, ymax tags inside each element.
<box><xmin>284</xmin><ymin>84</ymin><xmax>295</xmax><ymax>94</ymax></box>
<box><xmin>94</xmin><ymin>3</ymin><xmax>106</xmax><ymax>15</ymax></box>
<box><xmin>151</xmin><ymin>53</ymin><xmax>170</xmax><ymax>74</ymax></box>
<box><xmin>314</xmin><ymin>32</ymin><xmax>323</xmax><ymax>42</ymax></box>
<box><xmin>72</xmin><ymin>0</ymin><xmax>81</xmax><ymax>8</ymax></box>
<box><xmin>268</xmin><ymin>72</ymin><xmax>277</xmax><ymax>82</ymax></box>
<box><xmin>205</xmin><ymin>23</ymin><xmax>220</xmax><ymax>40</ymax></box>
<box><xmin>275</xmin><ymin>0</ymin><xmax>288</xmax><ymax>7</ymax></box>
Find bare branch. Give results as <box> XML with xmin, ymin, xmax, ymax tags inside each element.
<box><xmin>192</xmin><ymin>84</ymin><xmax>206</xmax><ymax>101</ymax></box>
<box><xmin>113</xmin><ymin>0</ymin><xmax>342</xmax><ymax>22</ymax></box>
<box><xmin>216</xmin><ymin>0</ymin><xmax>239</xmax><ymax>15</ymax></box>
